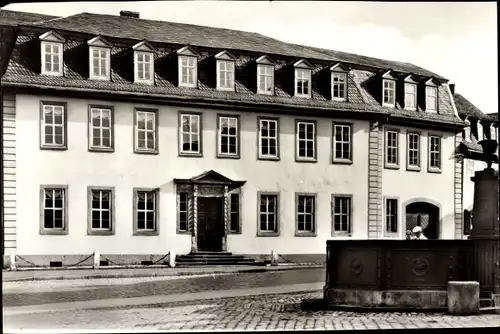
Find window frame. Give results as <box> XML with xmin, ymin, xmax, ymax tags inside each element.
<box><xmin>384</xmin><ymin>128</ymin><xmax>400</xmax><ymax>169</ymax></box>
<box><xmin>257</xmin><ymin>116</ymin><xmax>280</xmax><ymax>161</ymax></box>
<box><xmin>88</xmin><ymin>104</ymin><xmax>114</xmax><ymax>152</ymax></box>
<box><xmin>217</xmin><ymin>114</ymin><xmax>240</xmax><ymax>159</ymax></box>
<box><xmin>41</xmin><ymin>41</ymin><xmax>64</xmax><ymax>76</ymax></box>
<box><xmin>295</xmin><ymin>192</ymin><xmax>317</xmax><ymax>237</ymax></box>
<box><xmin>384</xmin><ymin>196</ymin><xmax>399</xmax><ymax>237</ymax></box>
<box><xmin>257</xmin><ymin>63</ymin><xmax>274</xmax><ymax>95</ymax></box>
<box><xmin>404</xmin><ymin>82</ymin><xmax>417</xmax><ymax>111</ymax></box>
<box><xmin>216</xmin><ymin>59</ymin><xmax>236</xmax><ymax>91</ymax></box>
<box><xmin>177</xmin><ymin>191</ymin><xmax>191</xmax><ymax>234</ymax></box>
<box><xmin>89</xmin><ymin>46</ymin><xmax>111</xmax><ymax>81</ymax></box>
<box><xmin>178</xmin><ymin>111</ymin><xmax>203</xmax><ymax>157</ymax></box>
<box><xmin>406</xmin><ymin>131</ymin><xmax>421</xmax><ymax>172</ymax></box>
<box><xmin>428</xmin><ymin>134</ymin><xmax>442</xmax><ymax>173</ymax></box>
<box><xmin>39</xmin><ymin>101</ymin><xmax>68</xmax><ymax>150</ymax></box>
<box><xmin>134</xmin><ymin>108</ymin><xmax>159</xmax><ymax>155</ymax></box>
<box><xmin>332</xmin><ymin>122</ymin><xmax>353</xmax><ymax>164</ymax></box>
<box><xmin>133</xmin><ymin>187</ymin><xmax>159</xmax><ymax>236</ymax></box>
<box><xmin>294</xmin><ymin>68</ymin><xmax>312</xmax><ymax>98</ymax></box>
<box><xmin>331</xmin><ymin>194</ymin><xmax>353</xmax><ymax>237</ymax></box>
<box><xmin>382</xmin><ymin>79</ymin><xmax>396</xmax><ymax>107</ymax></box>
<box><xmin>331</xmin><ymin>71</ymin><xmax>347</xmax><ymax>101</ymax></box>
<box><xmin>425</xmin><ymin>86</ymin><xmax>438</xmax><ymax>113</ymax></box>
<box><xmin>39</xmin><ymin>184</ymin><xmax>69</xmax><ymax>235</ymax></box>
<box><xmin>229</xmin><ymin>191</ymin><xmax>242</xmax><ymax>234</ymax></box>
<box><xmin>134</xmin><ymin>51</ymin><xmax>154</xmax><ymax>84</ymax></box>
<box><xmin>178</xmin><ymin>55</ymin><xmax>198</xmax><ymax>88</ymax></box>
<box><xmin>295</xmin><ymin>119</ymin><xmax>317</xmax><ymax>163</ymax></box>
<box><xmin>87</xmin><ymin>186</ymin><xmax>115</xmax><ymax>236</ymax></box>
<box><xmin>257</xmin><ymin>191</ymin><xmax>280</xmax><ymax>237</ymax></box>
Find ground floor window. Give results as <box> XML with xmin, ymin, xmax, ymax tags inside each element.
<box><xmin>134</xmin><ymin>188</ymin><xmax>159</xmax><ymax>235</ymax></box>
<box><xmin>178</xmin><ymin>192</ymin><xmax>189</xmax><ymax>233</ymax></box>
<box><xmin>40</xmin><ymin>185</ymin><xmax>68</xmax><ymax>235</ymax></box>
<box><xmin>385</xmin><ymin>198</ymin><xmax>398</xmax><ymax>233</ymax></box>
<box><xmin>258</xmin><ymin>193</ymin><xmax>279</xmax><ymax>236</ymax></box>
<box><xmin>229</xmin><ymin>192</ymin><xmax>241</xmax><ymax>233</ymax></box>
<box><xmin>332</xmin><ymin>195</ymin><xmax>352</xmax><ymax>235</ymax></box>
<box><xmin>88</xmin><ymin>187</ymin><xmax>114</xmax><ymax>235</ymax></box>
<box><xmin>296</xmin><ymin>194</ymin><xmax>316</xmax><ymax>235</ymax></box>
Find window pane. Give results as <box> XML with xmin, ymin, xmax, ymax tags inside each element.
<box><xmin>44</xmin><ymin>210</ymin><xmax>54</xmax><ymax>228</ymax></box>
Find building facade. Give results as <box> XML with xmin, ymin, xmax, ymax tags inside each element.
<box><xmin>1</xmin><ymin>9</ymin><xmax>465</xmax><ymax>266</ymax></box>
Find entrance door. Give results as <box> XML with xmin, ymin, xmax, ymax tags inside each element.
<box><xmin>197</xmin><ymin>197</ymin><xmax>224</xmax><ymax>251</ymax></box>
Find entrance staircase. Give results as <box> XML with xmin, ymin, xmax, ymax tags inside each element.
<box><xmin>480</xmin><ymin>294</ymin><xmax>500</xmax><ymax>314</ymax></box>
<box><xmin>175</xmin><ymin>251</ymin><xmax>261</xmax><ymax>266</ymax></box>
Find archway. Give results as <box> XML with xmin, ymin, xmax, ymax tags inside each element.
<box><xmin>405</xmin><ymin>201</ymin><xmax>440</xmax><ymax>239</ymax></box>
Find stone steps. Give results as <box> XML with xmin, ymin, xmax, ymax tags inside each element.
<box><xmin>176</xmin><ymin>252</ymin><xmax>260</xmax><ymax>267</ymax></box>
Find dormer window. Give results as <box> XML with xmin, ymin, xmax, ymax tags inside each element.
<box><xmin>216</xmin><ymin>51</ymin><xmax>237</xmax><ymax>91</ymax></box>
<box><xmin>177</xmin><ymin>46</ymin><xmax>199</xmax><ymax>88</ymax></box>
<box><xmin>133</xmin><ymin>41</ymin><xmax>156</xmax><ymax>84</ymax></box>
<box><xmin>330</xmin><ymin>63</ymin><xmax>348</xmax><ymax>101</ymax></box>
<box><xmin>403</xmin><ymin>75</ymin><xmax>417</xmax><ymax>111</ymax></box>
<box><xmin>294</xmin><ymin>59</ymin><xmax>312</xmax><ymax>98</ymax></box>
<box><xmin>39</xmin><ymin>31</ymin><xmax>65</xmax><ymax>76</ymax></box>
<box><xmin>87</xmin><ymin>36</ymin><xmax>112</xmax><ymax>81</ymax></box>
<box><xmin>382</xmin><ymin>70</ymin><xmax>397</xmax><ymax>107</ymax></box>
<box><xmin>256</xmin><ymin>55</ymin><xmax>275</xmax><ymax>95</ymax></box>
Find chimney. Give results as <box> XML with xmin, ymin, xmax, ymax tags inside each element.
<box><xmin>120</xmin><ymin>10</ymin><xmax>139</xmax><ymax>18</ymax></box>
<box><xmin>449</xmin><ymin>83</ymin><xmax>455</xmax><ymax>95</ymax></box>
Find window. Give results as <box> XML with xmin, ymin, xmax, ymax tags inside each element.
<box><xmin>332</xmin><ymin>195</ymin><xmax>352</xmax><ymax>235</ymax></box>
<box><xmin>383</xmin><ymin>79</ymin><xmax>396</xmax><ymax>107</ymax></box>
<box><xmin>331</xmin><ymin>72</ymin><xmax>347</xmax><ymax>101</ymax></box>
<box><xmin>385</xmin><ymin>130</ymin><xmax>399</xmax><ymax>167</ymax></box>
<box><xmin>134</xmin><ymin>189</ymin><xmax>158</xmax><ymax>235</ymax></box>
<box><xmin>217</xmin><ymin>60</ymin><xmax>235</xmax><ymax>90</ymax></box>
<box><xmin>426</xmin><ymin>86</ymin><xmax>438</xmax><ymax>112</ymax></box>
<box><xmin>333</xmin><ymin>123</ymin><xmax>352</xmax><ymax>163</ymax></box>
<box><xmin>88</xmin><ymin>187</ymin><xmax>114</xmax><ymax>235</ymax></box>
<box><xmin>134</xmin><ymin>109</ymin><xmax>158</xmax><ymax>153</ymax></box>
<box><xmin>257</xmin><ymin>64</ymin><xmax>274</xmax><ymax>94</ymax></box>
<box><xmin>179</xmin><ymin>56</ymin><xmax>197</xmax><ymax>87</ymax></box>
<box><xmin>90</xmin><ymin>47</ymin><xmax>110</xmax><ymax>80</ymax></box>
<box><xmin>179</xmin><ymin>113</ymin><xmax>201</xmax><ymax>156</ymax></box>
<box><xmin>218</xmin><ymin>115</ymin><xmax>239</xmax><ymax>157</ymax></box>
<box><xmin>296</xmin><ymin>121</ymin><xmax>316</xmax><ymax>161</ymax></box>
<box><xmin>258</xmin><ymin>118</ymin><xmax>279</xmax><ymax>159</ymax></box>
<box><xmin>89</xmin><ymin>106</ymin><xmax>113</xmax><ymax>151</ymax></box>
<box><xmin>41</xmin><ymin>42</ymin><xmax>63</xmax><ymax>76</ymax></box>
<box><xmin>135</xmin><ymin>51</ymin><xmax>154</xmax><ymax>83</ymax></box>
<box><xmin>229</xmin><ymin>192</ymin><xmax>240</xmax><ymax>233</ymax></box>
<box><xmin>428</xmin><ymin>135</ymin><xmax>441</xmax><ymax>171</ymax></box>
<box><xmin>464</xmin><ymin>209</ymin><xmax>472</xmax><ymax>235</ymax></box>
<box><xmin>40</xmin><ymin>186</ymin><xmax>68</xmax><ymax>235</ymax></box>
<box><xmin>385</xmin><ymin>198</ymin><xmax>398</xmax><ymax>234</ymax></box>
<box><xmin>296</xmin><ymin>194</ymin><xmax>316</xmax><ymax>236</ymax></box>
<box><xmin>178</xmin><ymin>192</ymin><xmax>189</xmax><ymax>233</ymax></box>
<box><xmin>295</xmin><ymin>69</ymin><xmax>311</xmax><ymax>97</ymax></box>
<box><xmin>40</xmin><ymin>102</ymin><xmax>66</xmax><ymax>149</ymax></box>
<box><xmin>407</xmin><ymin>132</ymin><xmax>420</xmax><ymax>170</ymax></box>
<box><xmin>404</xmin><ymin>83</ymin><xmax>417</xmax><ymax>110</ymax></box>
<box><xmin>258</xmin><ymin>193</ymin><xmax>279</xmax><ymax>236</ymax></box>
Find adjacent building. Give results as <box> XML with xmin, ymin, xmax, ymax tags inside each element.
<box><xmin>1</xmin><ymin>9</ymin><xmax>467</xmax><ymax>267</ymax></box>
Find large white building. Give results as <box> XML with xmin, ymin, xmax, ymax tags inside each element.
<box><xmin>1</xmin><ymin>9</ymin><xmax>468</xmax><ymax>267</ymax></box>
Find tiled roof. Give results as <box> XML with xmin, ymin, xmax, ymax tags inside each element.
<box><xmin>453</xmin><ymin>93</ymin><xmax>485</xmax><ymax>120</ymax></box>
<box><xmin>1</xmin><ymin>32</ymin><xmax>463</xmax><ymax>128</ymax></box>
<box><xmin>25</xmin><ymin>11</ymin><xmax>448</xmax><ymax>80</ymax></box>
<box><xmin>0</xmin><ymin>9</ymin><xmax>58</xmax><ymax>26</ymax></box>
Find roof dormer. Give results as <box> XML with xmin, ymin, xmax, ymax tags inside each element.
<box><xmin>39</xmin><ymin>30</ymin><xmax>65</xmax><ymax>76</ymax></box>
<box><xmin>424</xmin><ymin>77</ymin><xmax>440</xmax><ymax>113</ymax></box>
<box><xmin>132</xmin><ymin>40</ymin><xmax>156</xmax><ymax>85</ymax></box>
<box><xmin>402</xmin><ymin>74</ymin><xmax>418</xmax><ymax>111</ymax></box>
<box><xmin>294</xmin><ymin>59</ymin><xmax>313</xmax><ymax>98</ymax></box>
<box><xmin>87</xmin><ymin>36</ymin><xmax>112</xmax><ymax>80</ymax></box>
<box><xmin>330</xmin><ymin>62</ymin><xmax>348</xmax><ymax>101</ymax></box>
<box><xmin>215</xmin><ymin>50</ymin><xmax>237</xmax><ymax>91</ymax></box>
<box><xmin>177</xmin><ymin>45</ymin><xmax>200</xmax><ymax>88</ymax></box>
<box><xmin>381</xmin><ymin>70</ymin><xmax>397</xmax><ymax>108</ymax></box>
<box><xmin>256</xmin><ymin>55</ymin><xmax>275</xmax><ymax>95</ymax></box>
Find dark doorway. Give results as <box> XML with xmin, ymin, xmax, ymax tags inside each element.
<box><xmin>197</xmin><ymin>197</ymin><xmax>224</xmax><ymax>251</ymax></box>
<box><xmin>405</xmin><ymin>202</ymin><xmax>440</xmax><ymax>239</ymax></box>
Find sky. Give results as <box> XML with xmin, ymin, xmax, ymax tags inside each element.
<box><xmin>4</xmin><ymin>1</ymin><xmax>498</xmax><ymax>114</ymax></box>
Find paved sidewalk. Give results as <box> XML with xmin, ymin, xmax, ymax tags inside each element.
<box><xmin>2</xmin><ymin>264</ymin><xmax>324</xmax><ymax>282</ymax></box>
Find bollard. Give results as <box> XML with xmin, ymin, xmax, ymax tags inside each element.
<box><xmin>10</xmin><ymin>251</ymin><xmax>16</xmax><ymax>271</ymax></box>
<box><xmin>271</xmin><ymin>250</ymin><xmax>278</xmax><ymax>266</ymax></box>
<box><xmin>169</xmin><ymin>250</ymin><xmax>176</xmax><ymax>268</ymax></box>
<box><xmin>93</xmin><ymin>251</ymin><xmax>100</xmax><ymax>269</ymax></box>
<box><xmin>447</xmin><ymin>281</ymin><xmax>480</xmax><ymax>315</ymax></box>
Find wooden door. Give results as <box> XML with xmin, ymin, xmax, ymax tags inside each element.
<box><xmin>197</xmin><ymin>197</ymin><xmax>224</xmax><ymax>251</ymax></box>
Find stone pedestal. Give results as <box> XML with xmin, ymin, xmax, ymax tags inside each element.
<box><xmin>447</xmin><ymin>281</ymin><xmax>480</xmax><ymax>315</ymax></box>
<box><xmin>470</xmin><ymin>168</ymin><xmax>500</xmax><ymax>297</ymax></box>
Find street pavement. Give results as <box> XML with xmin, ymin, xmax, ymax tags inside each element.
<box><xmin>4</xmin><ymin>268</ymin><xmax>500</xmax><ymax>331</ymax></box>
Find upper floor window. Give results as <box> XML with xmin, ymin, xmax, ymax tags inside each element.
<box><xmin>426</xmin><ymin>86</ymin><xmax>438</xmax><ymax>112</ymax></box>
<box><xmin>385</xmin><ymin>129</ymin><xmax>399</xmax><ymax>168</ymax></box>
<box><xmin>333</xmin><ymin>123</ymin><xmax>352</xmax><ymax>163</ymax></box>
<box><xmin>258</xmin><ymin>118</ymin><xmax>279</xmax><ymax>160</ymax></box>
<box><xmin>407</xmin><ymin>132</ymin><xmax>421</xmax><ymax>170</ymax></box>
<box><xmin>218</xmin><ymin>115</ymin><xmax>239</xmax><ymax>158</ymax></box>
<box><xmin>179</xmin><ymin>56</ymin><xmax>197</xmax><ymax>87</ymax></box>
<box><xmin>383</xmin><ymin>79</ymin><xmax>396</xmax><ymax>107</ymax></box>
<box><xmin>217</xmin><ymin>60</ymin><xmax>235</xmax><ymax>91</ymax></box>
<box><xmin>331</xmin><ymin>72</ymin><xmax>347</xmax><ymax>101</ymax></box>
<box><xmin>258</xmin><ymin>64</ymin><xmax>274</xmax><ymax>94</ymax></box>
<box><xmin>89</xmin><ymin>106</ymin><xmax>113</xmax><ymax>152</ymax></box>
<box><xmin>179</xmin><ymin>113</ymin><xmax>201</xmax><ymax>156</ymax></box>
<box><xmin>40</xmin><ymin>102</ymin><xmax>67</xmax><ymax>149</ymax></box>
<box><xmin>428</xmin><ymin>135</ymin><xmax>441</xmax><ymax>172</ymax></box>
<box><xmin>404</xmin><ymin>83</ymin><xmax>417</xmax><ymax>110</ymax></box>
<box><xmin>39</xmin><ymin>31</ymin><xmax>65</xmax><ymax>76</ymax></box>
<box><xmin>133</xmin><ymin>40</ymin><xmax>155</xmax><ymax>84</ymax></box>
<box><xmin>88</xmin><ymin>36</ymin><xmax>112</xmax><ymax>80</ymax></box>
<box><xmin>295</xmin><ymin>68</ymin><xmax>311</xmax><ymax>97</ymax></box>
<box><xmin>134</xmin><ymin>109</ymin><xmax>158</xmax><ymax>154</ymax></box>
<box><xmin>296</xmin><ymin>120</ymin><xmax>316</xmax><ymax>161</ymax></box>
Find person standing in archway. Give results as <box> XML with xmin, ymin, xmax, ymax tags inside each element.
<box><xmin>411</xmin><ymin>226</ymin><xmax>428</xmax><ymax>240</ymax></box>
